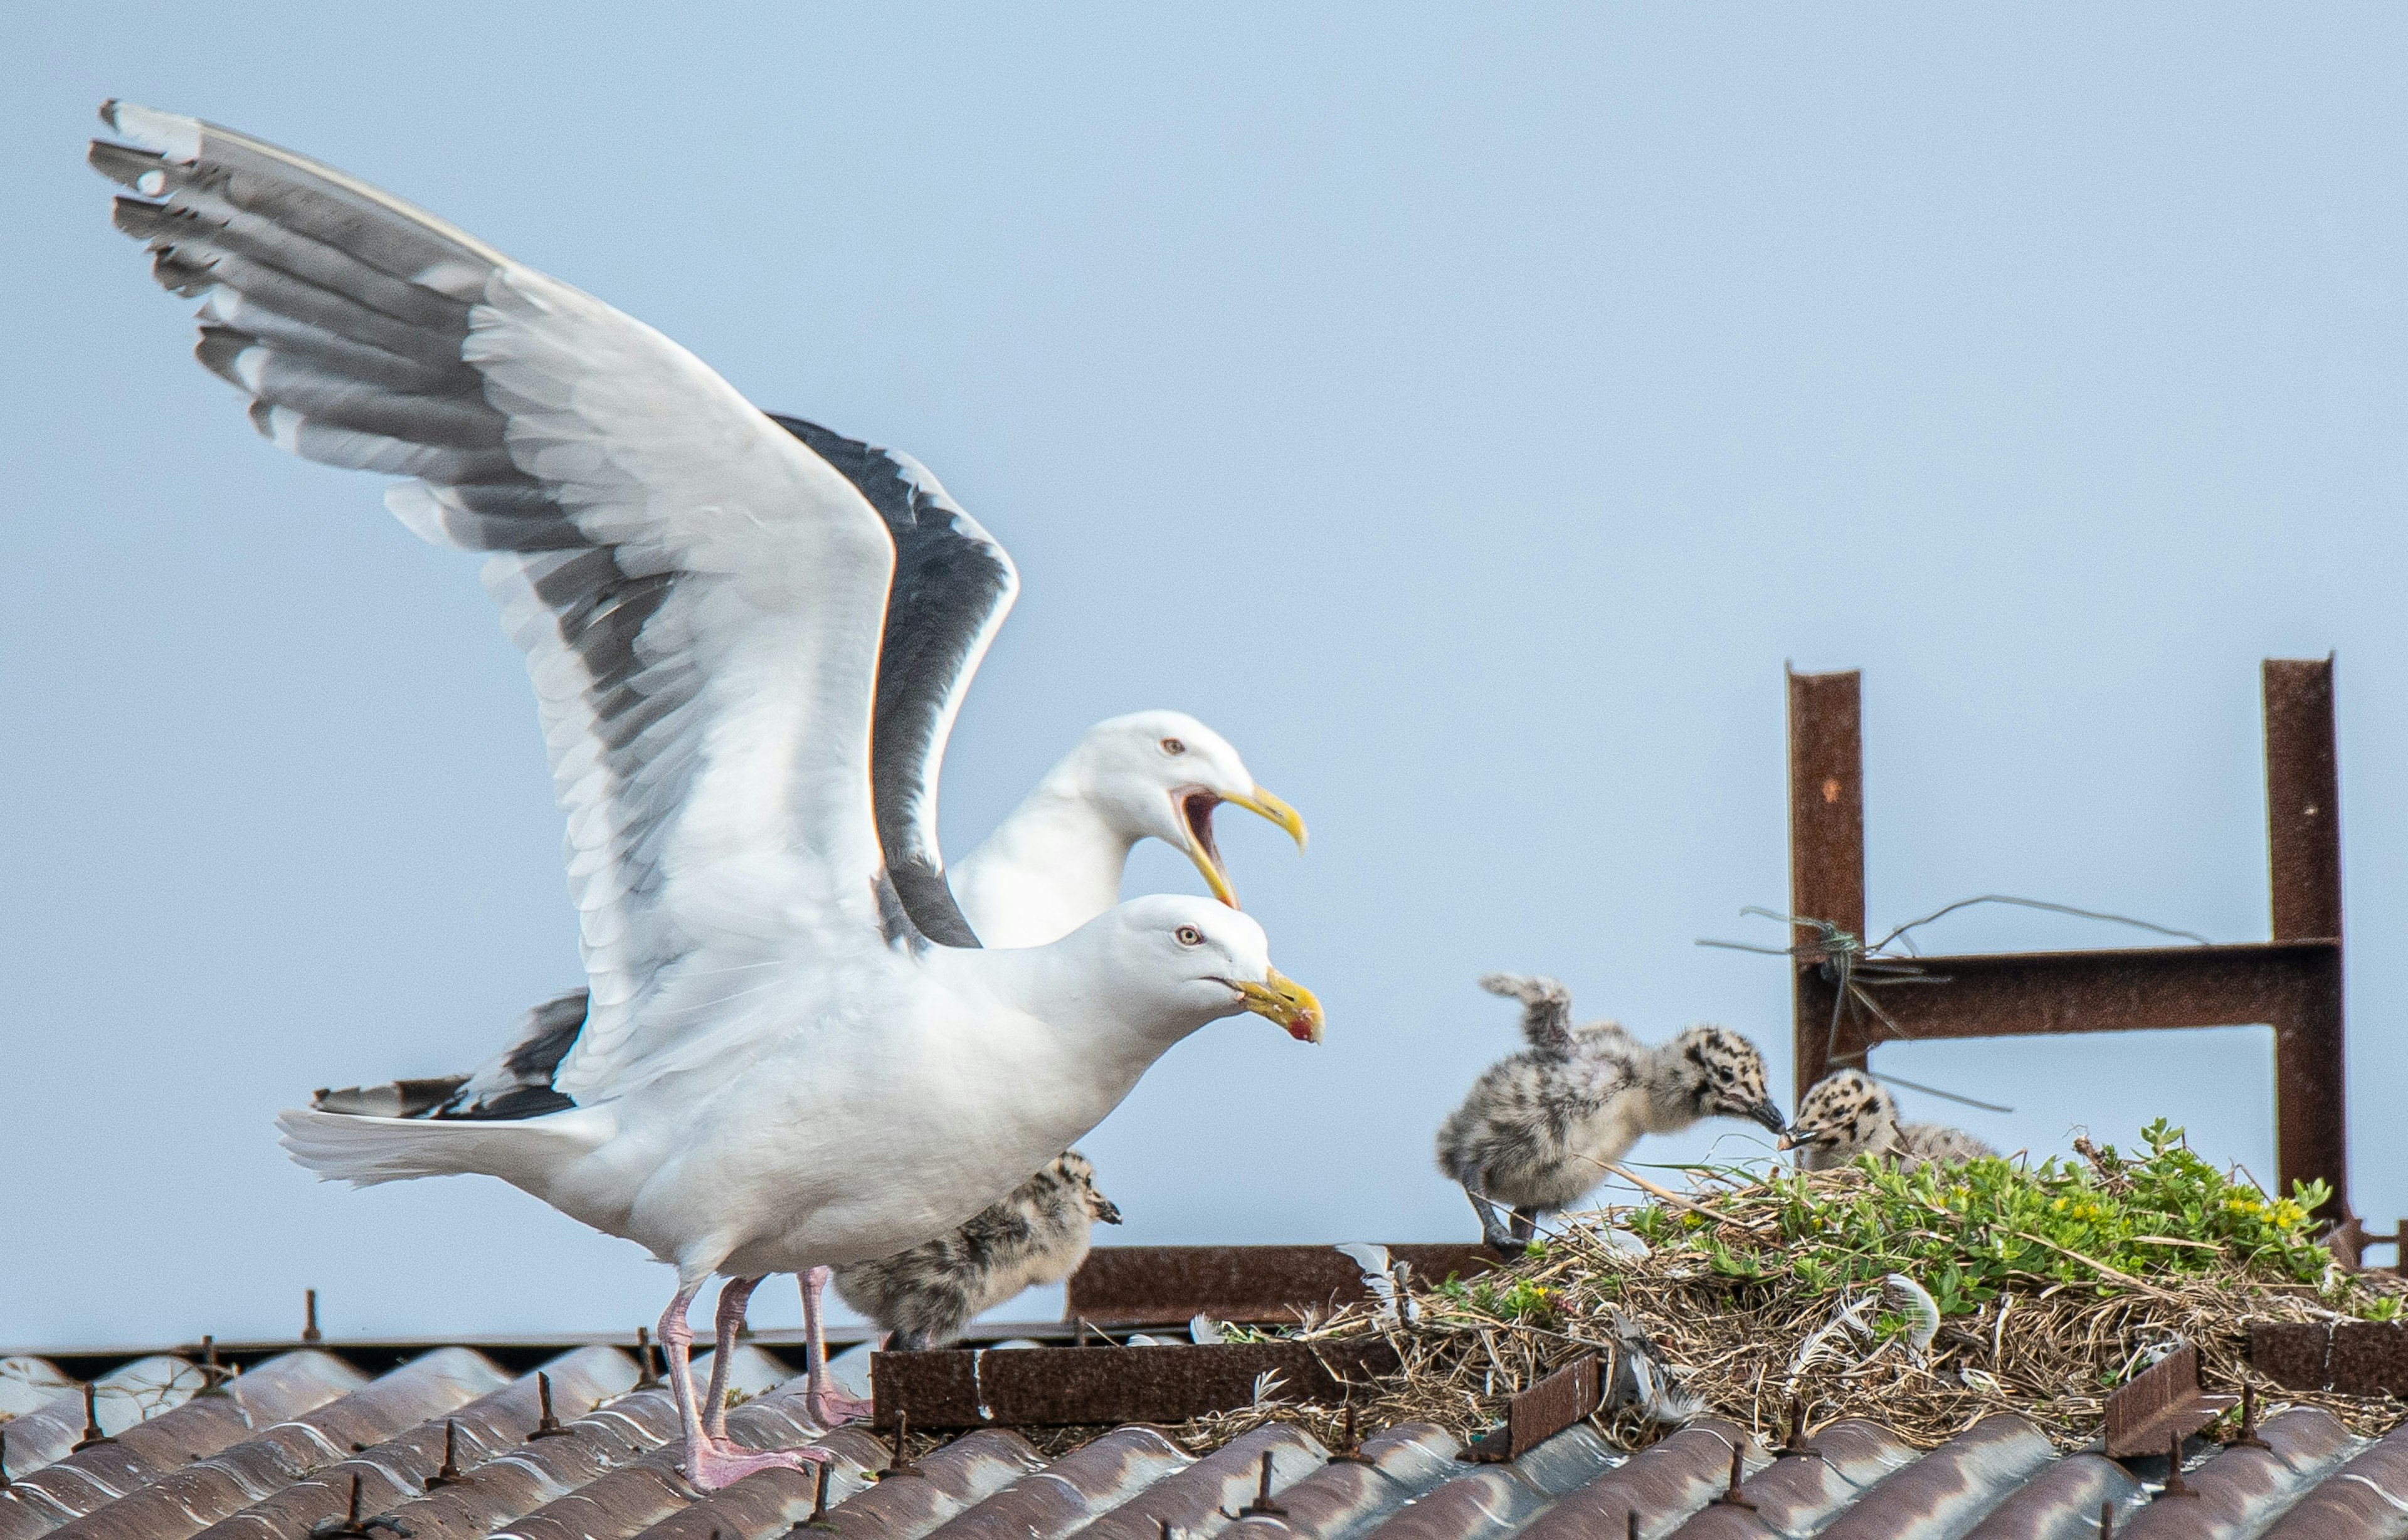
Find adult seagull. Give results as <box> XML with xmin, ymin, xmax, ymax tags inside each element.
<box><xmin>769</xmin><ymin>409</ymin><xmax>1311</xmax><ymax>946</ymax></box>
<box><xmin>90</xmin><ymin>102</ymin><xmax>1325</xmax><ymax>1489</ymax></box>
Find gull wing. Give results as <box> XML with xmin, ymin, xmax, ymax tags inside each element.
<box><xmin>92</xmin><ymin>102</ymin><xmax>903</xmax><ymax>1101</ymax></box>
<box><xmin>768</xmin><ymin>416</ymin><xmax>1019</xmax><ymax>947</ymax></box>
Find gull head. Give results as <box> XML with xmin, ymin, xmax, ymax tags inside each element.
<box><xmin>1075</xmin><ymin>710</ymin><xmax>1307</xmax><ymax>909</ymax></box>
<box><xmin>1778</xmin><ymin>1067</ymin><xmax>1898</xmax><ymax>1154</ymax></box>
<box><xmin>1666</xmin><ymin>1024</ymin><xmax>1787</xmax><ymax>1134</ymax></box>
<box><xmin>1092</xmin><ymin>894</ymin><xmax>1324</xmax><ymax>1044</ymax></box>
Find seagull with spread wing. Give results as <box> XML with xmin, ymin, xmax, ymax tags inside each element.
<box><xmin>90</xmin><ymin>101</ymin><xmax>1324</xmax><ymax>1491</ymax></box>
<box><xmin>770</xmin><ymin>411</ymin><xmax>1310</xmax><ymax>949</ymax></box>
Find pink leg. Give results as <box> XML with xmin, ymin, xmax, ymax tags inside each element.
<box><xmin>801</xmin><ymin>1266</ymin><xmax>874</xmax><ymax>1426</ymax></box>
<box><xmin>660</xmin><ymin>1279</ymin><xmax>828</xmax><ymax>1492</ymax></box>
<box><xmin>703</xmin><ymin>1276</ymin><xmax>761</xmax><ymax>1443</ymax></box>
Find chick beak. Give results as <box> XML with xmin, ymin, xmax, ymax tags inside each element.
<box><xmin>1748</xmin><ymin>1102</ymin><xmax>1788</xmax><ymax>1136</ymax></box>
<box><xmin>1776</xmin><ymin>1124</ymin><xmax>1808</xmax><ymax>1152</ymax></box>
<box><xmin>1176</xmin><ymin>784</ymin><xmax>1309</xmax><ymax>910</ymax></box>
<box><xmin>1094</xmin><ymin>1196</ymin><xmax>1124</xmax><ymax>1225</ymax></box>
<box><xmin>1235</xmin><ymin>967</ymin><xmax>1324</xmax><ymax>1043</ymax></box>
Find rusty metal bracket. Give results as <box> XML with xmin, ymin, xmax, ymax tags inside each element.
<box><xmin>2102</xmin><ymin>1343</ymin><xmax>2234</xmax><ymax>1457</ymax></box>
<box><xmin>1065</xmin><ymin>1245</ymin><xmax>1496</xmax><ymax>1327</ymax></box>
<box><xmin>1785</xmin><ymin>658</ymin><xmax>2356</xmax><ymax>1253</ymax></box>
<box><xmin>1459</xmin><ymin>1353</ymin><xmax>1600</xmax><ymax>1463</ymax></box>
<box><xmin>871</xmin><ymin>1340</ymin><xmax>1401</xmax><ymax>1430</ymax></box>
<box><xmin>2252</xmin><ymin>1319</ymin><xmax>2408</xmax><ymax>1395</ymax></box>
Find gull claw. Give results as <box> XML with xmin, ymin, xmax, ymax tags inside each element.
<box><xmin>682</xmin><ymin>1438</ymin><xmax>831</xmax><ymax>1492</ymax></box>
<box><xmin>810</xmin><ymin>1385</ymin><xmax>875</xmax><ymax>1427</ymax></box>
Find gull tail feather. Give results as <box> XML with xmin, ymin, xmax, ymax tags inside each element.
<box><xmin>275</xmin><ymin>1105</ymin><xmax>598</xmax><ymax>1189</ymax></box>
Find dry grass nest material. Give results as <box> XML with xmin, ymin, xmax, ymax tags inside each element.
<box><xmin>1180</xmin><ymin>1121</ymin><xmax>2408</xmax><ymax>1454</ymax></box>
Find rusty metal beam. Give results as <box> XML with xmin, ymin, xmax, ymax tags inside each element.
<box><xmin>1458</xmin><ymin>1354</ymin><xmax>1599</xmax><ymax>1464</ymax></box>
<box><xmin>1787</xmin><ymin>667</ymin><xmax>1867</xmax><ymax>1102</ymax></box>
<box><xmin>870</xmin><ymin>1341</ymin><xmax>1401</xmax><ymax>1430</ymax></box>
<box><xmin>1819</xmin><ymin>942</ymin><xmax>2336</xmax><ymax>1051</ymax></box>
<box><xmin>2252</xmin><ymin>1321</ymin><xmax>2408</xmax><ymax>1396</ymax></box>
<box><xmin>1782</xmin><ymin>658</ymin><xmax>2354</xmax><ymax>1240</ymax></box>
<box><xmin>2101</xmin><ymin>1344</ymin><xmax>2234</xmax><ymax>1457</ymax></box>
<box><xmin>1065</xmin><ymin>1245</ymin><xmax>1495</xmax><ymax>1327</ymax></box>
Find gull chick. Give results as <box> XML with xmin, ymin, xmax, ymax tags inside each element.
<box><xmin>833</xmin><ymin>1151</ymin><xmax>1122</xmax><ymax>1350</ymax></box>
<box><xmin>1434</xmin><ymin>974</ymin><xmax>1785</xmax><ymax>1255</ymax></box>
<box><xmin>1780</xmin><ymin>1068</ymin><xmax>1997</xmax><ymax>1171</ymax></box>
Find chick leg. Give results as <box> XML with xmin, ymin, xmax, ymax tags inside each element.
<box><xmin>663</xmin><ymin>1279</ymin><xmax>827</xmax><ymax>1491</ymax></box>
<box><xmin>702</xmin><ymin>1275</ymin><xmax>761</xmax><ymax>1445</ymax></box>
<box><xmin>801</xmin><ymin>1265</ymin><xmax>875</xmax><ymax>1427</ymax></box>
<box><xmin>1462</xmin><ymin>1179</ymin><xmax>1521</xmax><ymax>1257</ymax></box>
<box><xmin>1509</xmin><ymin>1206</ymin><xmax>1539</xmax><ymax>1245</ymax></box>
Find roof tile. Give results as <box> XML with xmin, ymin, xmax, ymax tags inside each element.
<box><xmin>0</xmin><ymin>1353</ymin><xmax>363</xmax><ymax>1540</ymax></box>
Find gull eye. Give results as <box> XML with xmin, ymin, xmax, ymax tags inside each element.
<box><xmin>1160</xmin><ymin>737</ymin><xmax>1186</xmax><ymax>755</ymax></box>
<box><xmin>1175</xmin><ymin>924</ymin><xmax>1204</xmax><ymax>946</ymax></box>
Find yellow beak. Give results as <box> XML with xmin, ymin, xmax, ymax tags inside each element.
<box><xmin>1226</xmin><ymin>784</ymin><xmax>1309</xmax><ymax>853</ymax></box>
<box><xmin>1235</xmin><ymin>968</ymin><xmax>1324</xmax><ymax>1043</ymax></box>
<box><xmin>1177</xmin><ymin>784</ymin><xmax>1309</xmax><ymax>910</ymax></box>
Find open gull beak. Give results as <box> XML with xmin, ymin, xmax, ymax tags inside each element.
<box><xmin>1775</xmin><ymin>1125</ymin><xmax>1809</xmax><ymax>1152</ymax></box>
<box><xmin>1176</xmin><ymin>784</ymin><xmax>1309</xmax><ymax>910</ymax></box>
<box><xmin>1235</xmin><ymin>967</ymin><xmax>1324</xmax><ymax>1044</ymax></box>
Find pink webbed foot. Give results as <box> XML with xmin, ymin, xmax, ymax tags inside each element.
<box><xmin>682</xmin><ymin>1437</ymin><xmax>831</xmax><ymax>1491</ymax></box>
<box><xmin>810</xmin><ymin>1384</ymin><xmax>875</xmax><ymax>1427</ymax></box>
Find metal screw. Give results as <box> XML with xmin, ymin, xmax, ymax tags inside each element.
<box><xmin>2227</xmin><ymin>1381</ymin><xmax>2272</xmax><ymax>1452</ymax></box>
<box><xmin>319</xmin><ymin>1472</ymin><xmax>413</xmax><ymax>1536</ymax></box>
<box><xmin>2099</xmin><ymin>1499</ymin><xmax>2114</xmax><ymax>1537</ymax></box>
<box><xmin>1328</xmin><ymin>1403</ymin><xmax>1373</xmax><ymax>1465</ymax></box>
<box><xmin>1775</xmin><ymin>1391</ymin><xmax>1820</xmax><ymax>1459</ymax></box>
<box><xmin>1708</xmin><ymin>1439</ymin><xmax>1755</xmax><ymax>1510</ymax></box>
<box><xmin>878</xmin><ymin>1410</ymin><xmax>922</xmax><ymax>1479</ymax></box>
<box><xmin>635</xmin><ymin>1327</ymin><xmax>660</xmax><ymax>1389</ymax></box>
<box><xmin>2156</xmin><ymin>1432</ymin><xmax>2196</xmax><ymax>1499</ymax></box>
<box><xmin>425</xmin><ymin>1421</ymin><xmax>465</xmax><ymax>1490</ymax></box>
<box><xmin>1223</xmin><ymin>1450</ymin><xmax>1286</xmax><ymax>1519</ymax></box>
<box><xmin>196</xmin><ymin>1335</ymin><xmax>235</xmax><ymax>1398</ymax></box>
<box><xmin>527</xmin><ymin>1373</ymin><xmax>571</xmax><ymax>1439</ymax></box>
<box><xmin>71</xmin><ymin>1381</ymin><xmax>113</xmax><ymax>1451</ymax></box>
<box><xmin>304</xmin><ymin>1289</ymin><xmax>322</xmax><ymax>1344</ymax></box>
<box><xmin>810</xmin><ymin>1457</ymin><xmax>832</xmax><ymax>1522</ymax></box>
<box><xmin>1626</xmin><ymin>1513</ymin><xmax>1639</xmax><ymax>1540</ymax></box>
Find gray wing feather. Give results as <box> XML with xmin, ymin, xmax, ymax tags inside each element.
<box><xmin>769</xmin><ymin>416</ymin><xmax>1018</xmax><ymax>949</ymax></box>
<box><xmin>94</xmin><ymin>102</ymin><xmax>902</xmax><ymax>1101</ymax></box>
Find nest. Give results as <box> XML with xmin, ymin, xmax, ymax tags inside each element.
<box><xmin>1173</xmin><ymin>1159</ymin><xmax>2408</xmax><ymax>1455</ymax></box>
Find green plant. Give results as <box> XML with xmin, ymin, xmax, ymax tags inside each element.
<box><xmin>1631</xmin><ymin>1120</ymin><xmax>2339</xmax><ymax>1321</ymax></box>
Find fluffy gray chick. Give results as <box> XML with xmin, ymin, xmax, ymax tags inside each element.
<box><xmin>1434</xmin><ymin>974</ymin><xmax>1786</xmax><ymax>1255</ymax></box>
<box><xmin>833</xmin><ymin>1150</ymin><xmax>1121</xmax><ymax>1350</ymax></box>
<box><xmin>1780</xmin><ymin>1068</ymin><xmax>1997</xmax><ymax>1171</ymax></box>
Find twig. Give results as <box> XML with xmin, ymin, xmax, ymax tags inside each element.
<box><xmin>1598</xmin><ymin>1163</ymin><xmax>1777</xmax><ymax>1233</ymax></box>
<box><xmin>2000</xmin><ymin>1230</ymin><xmax>2182</xmax><ymax>1301</ymax></box>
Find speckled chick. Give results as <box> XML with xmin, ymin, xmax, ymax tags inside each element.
<box><xmin>1780</xmin><ymin>1068</ymin><xmax>1997</xmax><ymax>1171</ymax></box>
<box><xmin>1435</xmin><ymin>974</ymin><xmax>1787</xmax><ymax>1255</ymax></box>
<box><xmin>832</xmin><ymin>1151</ymin><xmax>1121</xmax><ymax>1350</ymax></box>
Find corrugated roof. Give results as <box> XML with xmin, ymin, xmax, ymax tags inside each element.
<box><xmin>6</xmin><ymin>1341</ymin><xmax>2408</xmax><ymax>1539</ymax></box>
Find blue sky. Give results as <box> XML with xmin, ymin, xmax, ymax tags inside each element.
<box><xmin>4</xmin><ymin>5</ymin><xmax>2403</xmax><ymax>1345</ymax></box>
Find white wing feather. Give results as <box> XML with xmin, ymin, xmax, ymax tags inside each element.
<box><xmin>95</xmin><ymin>103</ymin><xmax>900</xmax><ymax>1100</ymax></box>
